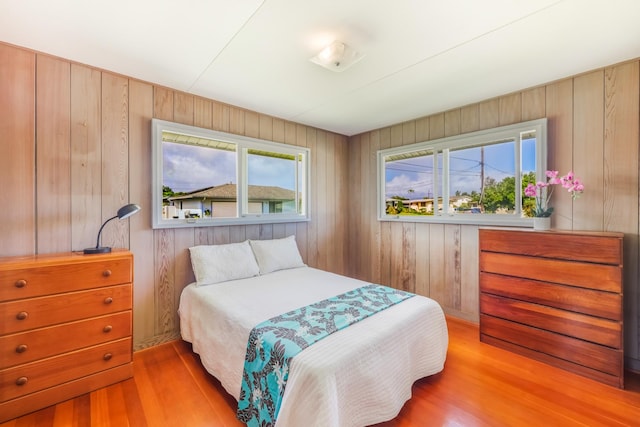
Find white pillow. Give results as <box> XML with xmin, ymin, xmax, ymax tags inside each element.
<box><xmin>249</xmin><ymin>235</ymin><xmax>306</xmax><ymax>274</ymax></box>
<box><xmin>189</xmin><ymin>241</ymin><xmax>260</xmax><ymax>286</ymax></box>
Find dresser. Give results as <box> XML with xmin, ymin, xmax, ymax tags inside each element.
<box><xmin>479</xmin><ymin>228</ymin><xmax>624</xmax><ymax>388</ymax></box>
<box><xmin>0</xmin><ymin>250</ymin><xmax>133</xmax><ymax>422</ymax></box>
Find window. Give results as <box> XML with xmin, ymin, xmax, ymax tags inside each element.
<box><xmin>152</xmin><ymin>119</ymin><xmax>310</xmax><ymax>229</ymax></box>
<box><xmin>378</xmin><ymin>119</ymin><xmax>547</xmax><ymax>226</ymax></box>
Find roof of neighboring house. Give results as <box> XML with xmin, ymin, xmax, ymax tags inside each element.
<box><xmin>168</xmin><ymin>183</ymin><xmax>295</xmax><ymax>202</ymax></box>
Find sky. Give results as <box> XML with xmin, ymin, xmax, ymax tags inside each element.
<box><xmin>163</xmin><ymin>141</ymin><xmax>296</xmax><ymax>193</ymax></box>
<box><xmin>385</xmin><ymin>138</ymin><xmax>536</xmax><ymax>199</ymax></box>
<box><xmin>163</xmin><ymin>136</ymin><xmax>535</xmax><ymax>198</ymax></box>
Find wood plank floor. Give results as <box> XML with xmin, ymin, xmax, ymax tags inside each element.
<box><xmin>2</xmin><ymin>317</ymin><xmax>640</xmax><ymax>426</ymax></box>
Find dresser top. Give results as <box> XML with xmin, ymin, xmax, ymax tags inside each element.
<box><xmin>479</xmin><ymin>226</ymin><xmax>624</xmax><ymax>238</ymax></box>
<box><xmin>0</xmin><ymin>249</ymin><xmax>132</xmax><ymax>269</ymax></box>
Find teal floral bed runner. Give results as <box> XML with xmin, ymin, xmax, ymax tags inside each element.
<box><xmin>236</xmin><ymin>283</ymin><xmax>415</xmax><ymax>426</ymax></box>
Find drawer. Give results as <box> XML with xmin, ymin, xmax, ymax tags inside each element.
<box><xmin>480</xmin><ymin>314</ymin><xmax>622</xmax><ymax>377</ymax></box>
<box><xmin>480</xmin><ymin>293</ymin><xmax>622</xmax><ymax>348</ymax></box>
<box><xmin>480</xmin><ymin>252</ymin><xmax>622</xmax><ymax>293</ymax></box>
<box><xmin>0</xmin><ymin>311</ymin><xmax>131</xmax><ymax>368</ymax></box>
<box><xmin>0</xmin><ymin>337</ymin><xmax>131</xmax><ymax>402</ymax></box>
<box><xmin>479</xmin><ymin>229</ymin><xmax>622</xmax><ymax>265</ymax></box>
<box><xmin>479</xmin><ymin>272</ymin><xmax>622</xmax><ymax>320</ymax></box>
<box><xmin>0</xmin><ymin>254</ymin><xmax>132</xmax><ymax>301</ymax></box>
<box><xmin>0</xmin><ymin>284</ymin><xmax>132</xmax><ymax>334</ymax></box>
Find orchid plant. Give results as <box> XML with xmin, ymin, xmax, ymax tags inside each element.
<box><xmin>524</xmin><ymin>170</ymin><xmax>585</xmax><ymax>217</ymax></box>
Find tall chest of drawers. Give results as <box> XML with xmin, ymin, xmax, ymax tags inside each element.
<box><xmin>0</xmin><ymin>250</ymin><xmax>134</xmax><ymax>422</ymax></box>
<box><xmin>479</xmin><ymin>228</ymin><xmax>624</xmax><ymax>388</ymax></box>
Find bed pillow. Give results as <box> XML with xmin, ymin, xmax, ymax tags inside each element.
<box><xmin>189</xmin><ymin>241</ymin><xmax>260</xmax><ymax>286</ymax></box>
<box><xmin>249</xmin><ymin>235</ymin><xmax>306</xmax><ymax>274</ymax></box>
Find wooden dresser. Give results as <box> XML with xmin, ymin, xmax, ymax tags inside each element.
<box><xmin>0</xmin><ymin>250</ymin><xmax>133</xmax><ymax>422</ymax></box>
<box><xmin>479</xmin><ymin>228</ymin><xmax>624</xmax><ymax>388</ymax></box>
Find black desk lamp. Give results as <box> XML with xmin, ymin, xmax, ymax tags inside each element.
<box><xmin>84</xmin><ymin>203</ymin><xmax>141</xmax><ymax>254</ymax></box>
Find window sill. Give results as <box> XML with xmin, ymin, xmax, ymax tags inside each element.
<box><xmin>152</xmin><ymin>215</ymin><xmax>310</xmax><ymax>229</ymax></box>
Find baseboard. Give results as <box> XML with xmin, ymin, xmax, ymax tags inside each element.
<box><xmin>134</xmin><ymin>332</ymin><xmax>181</xmax><ymax>351</ymax></box>
<box><xmin>626</xmin><ymin>356</ymin><xmax>640</xmax><ymax>374</ymax></box>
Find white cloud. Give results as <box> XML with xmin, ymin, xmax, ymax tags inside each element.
<box><xmin>163</xmin><ymin>144</ymin><xmax>236</xmax><ymax>192</ymax></box>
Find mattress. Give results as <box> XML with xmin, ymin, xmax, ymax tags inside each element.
<box><xmin>178</xmin><ymin>266</ymin><xmax>448</xmax><ymax>427</ymax></box>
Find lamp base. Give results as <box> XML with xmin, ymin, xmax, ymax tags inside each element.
<box><xmin>83</xmin><ymin>246</ymin><xmax>112</xmax><ymax>255</ymax></box>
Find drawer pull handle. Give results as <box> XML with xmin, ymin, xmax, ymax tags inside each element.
<box><xmin>16</xmin><ymin>311</ymin><xmax>28</xmax><ymax>320</ymax></box>
<box><xmin>16</xmin><ymin>344</ymin><xmax>28</xmax><ymax>353</ymax></box>
<box><xmin>103</xmin><ymin>325</ymin><xmax>113</xmax><ymax>333</ymax></box>
<box><xmin>15</xmin><ymin>279</ymin><xmax>27</xmax><ymax>288</ymax></box>
<box><xmin>103</xmin><ymin>353</ymin><xmax>113</xmax><ymax>361</ymax></box>
<box><xmin>102</xmin><ymin>270</ymin><xmax>112</xmax><ymax>277</ymax></box>
<box><xmin>16</xmin><ymin>377</ymin><xmax>28</xmax><ymax>386</ymax></box>
<box><xmin>104</xmin><ymin>297</ymin><xmax>113</xmax><ymax>304</ymax></box>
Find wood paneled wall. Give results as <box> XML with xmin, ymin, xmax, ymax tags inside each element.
<box><xmin>2</xmin><ymin>40</ymin><xmax>639</xmax><ymax>371</ymax></box>
<box><xmin>347</xmin><ymin>60</ymin><xmax>640</xmax><ymax>371</ymax></box>
<box><xmin>0</xmin><ymin>42</ymin><xmax>348</xmax><ymax>349</ymax></box>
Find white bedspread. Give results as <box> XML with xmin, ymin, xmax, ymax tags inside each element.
<box><xmin>179</xmin><ymin>266</ymin><xmax>448</xmax><ymax>427</ymax></box>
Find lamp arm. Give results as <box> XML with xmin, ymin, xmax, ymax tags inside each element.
<box><xmin>94</xmin><ymin>215</ymin><xmax>118</xmax><ymax>249</ymax></box>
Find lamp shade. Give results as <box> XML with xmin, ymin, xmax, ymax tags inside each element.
<box><xmin>84</xmin><ymin>203</ymin><xmax>141</xmax><ymax>254</ymax></box>
<box><xmin>117</xmin><ymin>203</ymin><xmax>142</xmax><ymax>220</ymax></box>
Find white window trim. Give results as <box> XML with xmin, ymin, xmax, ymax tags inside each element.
<box><xmin>377</xmin><ymin>118</ymin><xmax>547</xmax><ymax>227</ymax></box>
<box><xmin>152</xmin><ymin>119</ymin><xmax>311</xmax><ymax>229</ymax></box>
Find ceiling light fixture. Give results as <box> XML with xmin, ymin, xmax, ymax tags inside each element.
<box><xmin>310</xmin><ymin>40</ymin><xmax>364</xmax><ymax>72</ymax></box>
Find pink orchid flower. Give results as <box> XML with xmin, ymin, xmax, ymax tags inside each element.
<box><xmin>525</xmin><ymin>170</ymin><xmax>584</xmax><ymax>217</ymax></box>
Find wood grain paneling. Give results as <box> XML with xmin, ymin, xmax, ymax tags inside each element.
<box><xmin>36</xmin><ymin>55</ymin><xmax>71</xmax><ymax>254</ymax></box>
<box><xmin>429</xmin><ymin>113</ymin><xmax>445</xmax><ymax>139</ymax></box>
<box><xmin>347</xmin><ymin>134</ymin><xmax>359</xmax><ymax>278</ymax></box>
<box><xmin>173</xmin><ymin>92</ymin><xmax>194</xmax><ymax>125</ymax></box>
<box><xmin>443</xmin><ymin>224</ymin><xmax>462</xmax><ymax>310</ymax></box>
<box><xmin>460</xmin><ymin>225</ymin><xmax>479</xmax><ymax>320</ymax></box>
<box><xmin>377</xmin><ymin>128</ymin><xmax>392</xmax><ymax>287</ymax></box>
<box><xmin>604</xmin><ymin>61</ymin><xmax>640</xmax><ymax>363</ymax></box>
<box><xmin>128</xmin><ymin>79</ymin><xmax>155</xmax><ymax>345</ymax></box>
<box><xmin>359</xmin><ymin>133</ymin><xmax>372</xmax><ymax>281</ymax></box>
<box><xmin>153</xmin><ymin>86</ymin><xmax>173</xmax><ymax>121</ymax></box>
<box><xmin>521</xmin><ymin>86</ymin><xmax>546</xmax><ymax>121</ymax></box>
<box><xmin>370</xmin><ymin>130</ymin><xmax>383</xmax><ymax>284</ymax></box>
<box><xmin>101</xmin><ymin>73</ymin><xmax>129</xmax><ymax>249</ymax></box>
<box><xmin>499</xmin><ymin>93</ymin><xmax>521</xmax><ymax>125</ymax></box>
<box><xmin>194</xmin><ymin>97</ymin><xmax>212</xmax><ymax>129</ymax></box>
<box><xmin>545</xmin><ymin>79</ymin><xmax>573</xmax><ymax>230</ymax></box>
<box><xmin>573</xmin><ymin>70</ymin><xmax>604</xmax><ymax>231</ymax></box>
<box><xmin>444</xmin><ymin>109</ymin><xmax>461</xmax><ymax>137</ymax></box>
<box><xmin>460</xmin><ymin>104</ymin><xmax>479</xmax><ymax>134</ymax></box>
<box><xmin>0</xmin><ymin>44</ymin><xmax>35</xmax><ymax>256</ymax></box>
<box><xmin>479</xmin><ymin>98</ymin><xmax>499</xmax><ymax>129</ymax></box>
<box><xmin>70</xmin><ymin>64</ymin><xmax>102</xmax><ymax>251</ymax></box>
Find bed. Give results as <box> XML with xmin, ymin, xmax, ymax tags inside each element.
<box><xmin>178</xmin><ymin>236</ymin><xmax>448</xmax><ymax>427</ymax></box>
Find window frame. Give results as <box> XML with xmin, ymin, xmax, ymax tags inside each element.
<box><xmin>377</xmin><ymin>118</ymin><xmax>547</xmax><ymax>227</ymax></box>
<box><xmin>151</xmin><ymin>119</ymin><xmax>310</xmax><ymax>229</ymax></box>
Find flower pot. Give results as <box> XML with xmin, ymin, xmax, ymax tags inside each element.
<box><xmin>533</xmin><ymin>217</ymin><xmax>551</xmax><ymax>231</ymax></box>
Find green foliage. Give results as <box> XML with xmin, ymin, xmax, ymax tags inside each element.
<box><xmin>482</xmin><ymin>176</ymin><xmax>516</xmax><ymax>212</ymax></box>
<box><xmin>521</xmin><ymin>171</ymin><xmax>537</xmax><ymax>217</ymax></box>
<box><xmin>471</xmin><ymin>171</ymin><xmax>538</xmax><ymax>214</ymax></box>
<box><xmin>163</xmin><ymin>185</ymin><xmax>174</xmax><ymax>199</ymax></box>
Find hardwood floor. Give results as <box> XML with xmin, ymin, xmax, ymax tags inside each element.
<box><xmin>2</xmin><ymin>317</ymin><xmax>639</xmax><ymax>427</ymax></box>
